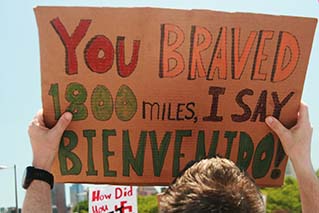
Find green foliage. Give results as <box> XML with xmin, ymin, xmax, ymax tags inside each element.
<box><xmin>138</xmin><ymin>195</ymin><xmax>158</xmax><ymax>213</ymax></box>
<box><xmin>262</xmin><ymin>176</ymin><xmax>301</xmax><ymax>213</ymax></box>
<box><xmin>73</xmin><ymin>200</ymin><xmax>88</xmax><ymax>213</ymax></box>
<box><xmin>316</xmin><ymin>169</ymin><xmax>319</xmax><ymax>177</ymax></box>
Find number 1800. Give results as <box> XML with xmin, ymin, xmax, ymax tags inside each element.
<box><xmin>48</xmin><ymin>83</ymin><xmax>138</xmax><ymax>122</ymax></box>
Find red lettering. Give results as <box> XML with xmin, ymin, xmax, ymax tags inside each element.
<box><xmin>115</xmin><ymin>201</ymin><xmax>133</xmax><ymax>213</ymax></box>
<box><xmin>188</xmin><ymin>25</ymin><xmax>212</xmax><ymax>80</ymax></box>
<box><xmin>50</xmin><ymin>17</ymin><xmax>91</xmax><ymax>75</ymax></box>
<box><xmin>91</xmin><ymin>190</ymin><xmax>112</xmax><ymax>202</ymax></box>
<box><xmin>116</xmin><ymin>36</ymin><xmax>141</xmax><ymax>77</ymax></box>
<box><xmin>232</xmin><ymin>28</ymin><xmax>257</xmax><ymax>79</ymax></box>
<box><xmin>115</xmin><ymin>186</ymin><xmax>133</xmax><ymax>199</ymax></box>
<box><xmin>207</xmin><ymin>27</ymin><xmax>227</xmax><ymax>80</ymax></box>
<box><xmin>251</xmin><ymin>30</ymin><xmax>274</xmax><ymax>80</ymax></box>
<box><xmin>85</xmin><ymin>35</ymin><xmax>114</xmax><ymax>73</ymax></box>
<box><xmin>91</xmin><ymin>190</ymin><xmax>101</xmax><ymax>202</ymax></box>
<box><xmin>91</xmin><ymin>205</ymin><xmax>108</xmax><ymax>213</ymax></box>
<box><xmin>115</xmin><ymin>187</ymin><xmax>122</xmax><ymax>199</ymax></box>
<box><xmin>159</xmin><ymin>24</ymin><xmax>185</xmax><ymax>78</ymax></box>
<box><xmin>127</xmin><ymin>186</ymin><xmax>133</xmax><ymax>196</ymax></box>
<box><xmin>271</xmin><ymin>31</ymin><xmax>299</xmax><ymax>82</ymax></box>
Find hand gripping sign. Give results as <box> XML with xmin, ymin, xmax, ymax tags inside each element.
<box><xmin>35</xmin><ymin>7</ymin><xmax>317</xmax><ymax>187</ymax></box>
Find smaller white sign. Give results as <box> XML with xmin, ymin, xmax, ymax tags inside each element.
<box><xmin>89</xmin><ymin>185</ymin><xmax>138</xmax><ymax>213</ymax></box>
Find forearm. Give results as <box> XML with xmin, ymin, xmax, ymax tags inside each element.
<box><xmin>265</xmin><ymin>104</ymin><xmax>317</xmax><ymax>212</ymax></box>
<box><xmin>22</xmin><ymin>180</ymin><xmax>52</xmax><ymax>213</ymax></box>
<box><xmin>293</xmin><ymin>160</ymin><xmax>319</xmax><ymax>213</ymax></box>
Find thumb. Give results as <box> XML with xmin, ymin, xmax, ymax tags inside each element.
<box><xmin>265</xmin><ymin>116</ymin><xmax>290</xmax><ymax>144</ymax></box>
<box><xmin>52</xmin><ymin>112</ymin><xmax>73</xmax><ymax>136</ymax></box>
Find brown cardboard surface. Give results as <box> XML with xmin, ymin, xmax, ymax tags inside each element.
<box><xmin>34</xmin><ymin>7</ymin><xmax>317</xmax><ymax>187</ymax></box>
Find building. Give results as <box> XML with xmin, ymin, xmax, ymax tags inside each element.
<box><xmin>137</xmin><ymin>186</ymin><xmax>158</xmax><ymax>196</ymax></box>
<box><xmin>69</xmin><ymin>184</ymin><xmax>86</xmax><ymax>207</ymax></box>
<box><xmin>285</xmin><ymin>160</ymin><xmax>296</xmax><ymax>177</ymax></box>
<box><xmin>0</xmin><ymin>207</ymin><xmax>21</xmax><ymax>213</ymax></box>
<box><xmin>51</xmin><ymin>183</ymin><xmax>67</xmax><ymax>213</ymax></box>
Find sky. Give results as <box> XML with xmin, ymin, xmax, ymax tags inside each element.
<box><xmin>0</xmin><ymin>0</ymin><xmax>319</xmax><ymax>209</ymax></box>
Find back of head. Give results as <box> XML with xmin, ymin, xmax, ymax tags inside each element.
<box><xmin>160</xmin><ymin>157</ymin><xmax>265</xmax><ymax>213</ymax></box>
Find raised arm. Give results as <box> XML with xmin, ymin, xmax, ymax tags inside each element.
<box><xmin>22</xmin><ymin>110</ymin><xmax>72</xmax><ymax>213</ymax></box>
<box><xmin>266</xmin><ymin>102</ymin><xmax>319</xmax><ymax>213</ymax></box>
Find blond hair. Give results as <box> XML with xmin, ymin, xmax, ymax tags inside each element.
<box><xmin>160</xmin><ymin>157</ymin><xmax>264</xmax><ymax>213</ymax></box>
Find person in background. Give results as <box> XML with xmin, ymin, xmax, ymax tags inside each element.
<box><xmin>22</xmin><ymin>103</ymin><xmax>319</xmax><ymax>213</ymax></box>
<box><xmin>160</xmin><ymin>156</ymin><xmax>265</xmax><ymax>212</ymax></box>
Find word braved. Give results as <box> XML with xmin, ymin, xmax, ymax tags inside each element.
<box><xmin>160</xmin><ymin>24</ymin><xmax>299</xmax><ymax>81</ymax></box>
<box><xmin>59</xmin><ymin>129</ymin><xmax>284</xmax><ymax>180</ymax></box>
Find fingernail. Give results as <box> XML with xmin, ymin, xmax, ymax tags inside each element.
<box><xmin>64</xmin><ymin>112</ymin><xmax>73</xmax><ymax>120</ymax></box>
<box><xmin>266</xmin><ymin>116</ymin><xmax>273</xmax><ymax>124</ymax></box>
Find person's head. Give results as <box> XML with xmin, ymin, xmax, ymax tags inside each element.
<box><xmin>160</xmin><ymin>157</ymin><xmax>264</xmax><ymax>213</ymax></box>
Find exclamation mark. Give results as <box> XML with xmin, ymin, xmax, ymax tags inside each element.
<box><xmin>271</xmin><ymin>140</ymin><xmax>286</xmax><ymax>179</ymax></box>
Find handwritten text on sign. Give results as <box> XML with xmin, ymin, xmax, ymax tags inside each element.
<box><xmin>35</xmin><ymin>7</ymin><xmax>317</xmax><ymax>186</ymax></box>
<box><xmin>89</xmin><ymin>185</ymin><xmax>137</xmax><ymax>213</ymax></box>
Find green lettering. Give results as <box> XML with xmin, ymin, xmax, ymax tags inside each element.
<box><xmin>48</xmin><ymin>83</ymin><xmax>61</xmax><ymax>120</ymax></box>
<box><xmin>224</xmin><ymin>131</ymin><xmax>237</xmax><ymax>159</ymax></box>
<box><xmin>208</xmin><ymin>131</ymin><xmax>219</xmax><ymax>157</ymax></box>
<box><xmin>115</xmin><ymin>85</ymin><xmax>137</xmax><ymax>121</ymax></box>
<box><xmin>65</xmin><ymin>82</ymin><xmax>88</xmax><ymax>120</ymax></box>
<box><xmin>195</xmin><ymin>130</ymin><xmax>205</xmax><ymax>160</ymax></box>
<box><xmin>173</xmin><ymin>130</ymin><xmax>192</xmax><ymax>177</ymax></box>
<box><xmin>91</xmin><ymin>85</ymin><xmax>113</xmax><ymax>121</ymax></box>
<box><xmin>149</xmin><ymin>131</ymin><xmax>172</xmax><ymax>176</ymax></box>
<box><xmin>195</xmin><ymin>131</ymin><xmax>220</xmax><ymax>160</ymax></box>
<box><xmin>236</xmin><ymin>132</ymin><xmax>254</xmax><ymax>171</ymax></box>
<box><xmin>123</xmin><ymin>130</ymin><xmax>147</xmax><ymax>176</ymax></box>
<box><xmin>59</xmin><ymin>130</ymin><xmax>82</xmax><ymax>175</ymax></box>
<box><xmin>252</xmin><ymin>133</ymin><xmax>275</xmax><ymax>178</ymax></box>
<box><xmin>83</xmin><ymin>130</ymin><xmax>98</xmax><ymax>176</ymax></box>
<box><xmin>102</xmin><ymin>129</ymin><xmax>117</xmax><ymax>177</ymax></box>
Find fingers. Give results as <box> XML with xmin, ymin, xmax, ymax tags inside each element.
<box><xmin>31</xmin><ymin>109</ymin><xmax>45</xmax><ymax>127</ymax></box>
<box><xmin>36</xmin><ymin>109</ymin><xmax>45</xmax><ymax>127</ymax></box>
<box><xmin>298</xmin><ymin>102</ymin><xmax>310</xmax><ymax>125</ymax></box>
<box><xmin>51</xmin><ymin>112</ymin><xmax>73</xmax><ymax>136</ymax></box>
<box><xmin>29</xmin><ymin>109</ymin><xmax>45</xmax><ymax>135</ymax></box>
<box><xmin>265</xmin><ymin>116</ymin><xmax>290</xmax><ymax>142</ymax></box>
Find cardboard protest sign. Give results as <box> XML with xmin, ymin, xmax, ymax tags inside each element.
<box><xmin>89</xmin><ymin>185</ymin><xmax>137</xmax><ymax>213</ymax></box>
<box><xmin>35</xmin><ymin>7</ymin><xmax>316</xmax><ymax>187</ymax></box>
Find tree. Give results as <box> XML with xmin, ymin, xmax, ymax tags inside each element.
<box><xmin>316</xmin><ymin>169</ymin><xmax>319</xmax><ymax>178</ymax></box>
<box><xmin>138</xmin><ymin>195</ymin><xmax>158</xmax><ymax>213</ymax></box>
<box><xmin>262</xmin><ymin>176</ymin><xmax>301</xmax><ymax>213</ymax></box>
<box><xmin>73</xmin><ymin>200</ymin><xmax>88</xmax><ymax>213</ymax></box>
